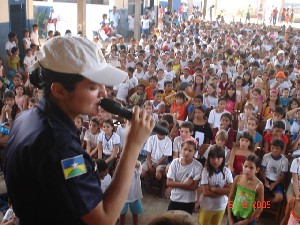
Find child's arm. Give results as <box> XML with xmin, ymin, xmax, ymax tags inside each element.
<box><xmin>228</xmin><ymin>176</ymin><xmax>239</xmax><ymax>225</ymax></box>
<box><xmin>105</xmin><ymin>144</ymin><xmax>119</xmax><ymax>164</ymax></box>
<box><xmin>292</xmin><ymin>173</ymin><xmax>300</xmax><ymax>199</ymax></box>
<box><xmin>165</xmin><ymin>92</ymin><xmax>176</xmax><ymax>105</ymax></box>
<box><xmin>146</xmin><ymin>152</ymin><xmax>153</xmax><ymax>171</ymax></box>
<box><xmin>166</xmin><ymin>177</ymin><xmax>194</xmax><ymax>190</ymax></box>
<box><xmin>270</xmin><ymin>172</ymin><xmax>286</xmax><ymax>191</ymax></box>
<box><xmin>286</xmin><ymin>106</ymin><xmax>300</xmax><ymax>119</ymax></box>
<box><xmin>280</xmin><ymin>198</ymin><xmax>294</xmax><ymax>225</ymax></box>
<box><xmin>264</xmin><ymin>140</ymin><xmax>269</xmax><ymax>153</ymax></box>
<box><xmin>155</xmin><ymin>155</ymin><xmax>168</xmax><ymax>167</ymax></box>
<box><xmin>292</xmin><ymin>133</ymin><xmax>300</xmax><ymax>150</ymax></box>
<box><xmin>260</xmin><ymin>167</ymin><xmax>269</xmax><ymax>188</ymax></box>
<box><xmin>228</xmin><ymin>148</ymin><xmax>236</xmax><ymax>173</ymax></box>
<box><xmin>97</xmin><ymin>142</ymin><xmax>103</xmax><ymax>159</ymax></box>
<box><xmin>209</xmin><ymin>183</ymin><xmax>232</xmax><ymax>196</ymax></box>
<box><xmin>194</xmin><ymin>186</ymin><xmax>202</xmax><ymax>209</ymax></box>
<box><xmin>85</xmin><ymin>141</ymin><xmax>91</xmax><ymax>153</ymax></box>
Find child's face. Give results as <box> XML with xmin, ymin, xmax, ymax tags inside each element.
<box><xmin>74</xmin><ymin>117</ymin><xmax>83</xmax><ymax>129</ymax></box>
<box><xmin>175</xmin><ymin>97</ymin><xmax>184</xmax><ymax>105</ymax></box>
<box><xmin>209</xmin><ymin>156</ymin><xmax>224</xmax><ymax>171</ymax></box>
<box><xmin>136</xmin><ymin>65</ymin><xmax>142</xmax><ymax>72</ymax></box>
<box><xmin>252</xmin><ymin>91</ymin><xmax>259</xmax><ymax>100</ymax></box>
<box><xmin>165</xmin><ymin>83</ymin><xmax>173</xmax><ymax>92</ymax></box>
<box><xmin>179</xmin><ymin>127</ymin><xmax>192</xmax><ymax>139</ymax></box>
<box><xmin>218</xmin><ymin>100</ymin><xmax>226</xmax><ymax>110</ymax></box>
<box><xmin>149</xmin><ymin>79</ymin><xmax>157</xmax><ymax>88</ymax></box>
<box><xmin>149</xmin><ymin>65</ymin><xmax>155</xmax><ymax>72</ymax></box>
<box><xmin>181</xmin><ymin>143</ymin><xmax>195</xmax><ymax>161</ymax></box>
<box><xmin>221</xmin><ymin>74</ymin><xmax>227</xmax><ymax>82</ymax></box>
<box><xmin>99</xmin><ymin>109</ymin><xmax>112</xmax><ymax>120</ymax></box>
<box><xmin>220</xmin><ymin>116</ymin><xmax>231</xmax><ymax>129</ymax></box>
<box><xmin>227</xmin><ymin>88</ymin><xmax>235</xmax><ymax>97</ymax></box>
<box><xmin>28</xmin><ymin>101</ymin><xmax>38</xmax><ymax>110</ymax></box>
<box><xmin>194</xmin><ymin>109</ymin><xmax>204</xmax><ymax>119</ymax></box>
<box><xmin>244</xmin><ymin>107</ymin><xmax>254</xmax><ymax>116</ymax></box>
<box><xmin>24</xmin><ymin>31</ymin><xmax>29</xmax><ymax>37</ymax></box>
<box><xmin>144</xmin><ymin>105</ymin><xmax>153</xmax><ymax>114</ymax></box>
<box><xmin>27</xmin><ymin>50</ymin><xmax>33</xmax><ymax>57</ymax></box>
<box><xmin>37</xmin><ymin>90</ymin><xmax>43</xmax><ymax>100</ymax></box>
<box><xmin>215</xmin><ymin>137</ymin><xmax>226</xmax><ymax>147</ymax></box>
<box><xmin>272</xmin><ymin>127</ymin><xmax>283</xmax><ymax>137</ymax></box>
<box><xmin>15</xmin><ymin>86</ymin><xmax>24</xmax><ymax>95</ymax></box>
<box><xmin>247</xmin><ymin>119</ymin><xmax>257</xmax><ymax>131</ymax></box>
<box><xmin>239</xmin><ymin>137</ymin><xmax>250</xmax><ymax>149</ymax></box>
<box><xmin>193</xmin><ymin>98</ymin><xmax>202</xmax><ymax>107</ymax></box>
<box><xmin>270</xmin><ymin>92</ymin><xmax>278</xmax><ymax>101</ymax></box>
<box><xmin>255</xmin><ymin>80</ymin><xmax>262</xmax><ymax>88</ymax></box>
<box><xmin>99</xmin><ymin>169</ymin><xmax>108</xmax><ymax>180</ymax></box>
<box><xmin>157</xmin><ymin>71</ymin><xmax>164</xmax><ymax>79</ymax></box>
<box><xmin>270</xmin><ymin>145</ymin><xmax>282</xmax><ymax>157</ymax></box>
<box><xmin>102</xmin><ymin>122</ymin><xmax>113</xmax><ymax>134</ymax></box>
<box><xmin>235</xmin><ymin>79</ymin><xmax>242</xmax><ymax>87</ymax></box>
<box><xmin>272</xmin><ymin>112</ymin><xmax>283</xmax><ymax>121</ymax></box>
<box><xmin>5</xmin><ymin>98</ymin><xmax>15</xmax><ymax>107</ymax></box>
<box><xmin>89</xmin><ymin>121</ymin><xmax>98</xmax><ymax>133</ymax></box>
<box><xmin>282</xmin><ymin>90</ymin><xmax>289</xmax><ymax>98</ymax></box>
<box><xmin>195</xmin><ymin>76</ymin><xmax>202</xmax><ymax>84</ymax></box>
<box><xmin>207</xmin><ymin>85</ymin><xmax>214</xmax><ymax>95</ymax></box>
<box><xmin>13</xmin><ymin>77</ymin><xmax>22</xmax><ymax>86</ymax></box>
<box><xmin>154</xmin><ymin>93</ymin><xmax>162</xmax><ymax>101</ymax></box>
<box><xmin>243</xmin><ymin>160</ymin><xmax>259</xmax><ymax>177</ymax></box>
<box><xmin>137</xmin><ymin>87</ymin><xmax>144</xmax><ymax>94</ymax></box>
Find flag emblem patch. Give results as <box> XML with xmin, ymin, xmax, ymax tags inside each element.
<box><xmin>61</xmin><ymin>155</ymin><xmax>87</xmax><ymax>179</ymax></box>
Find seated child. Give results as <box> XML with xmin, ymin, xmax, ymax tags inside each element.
<box><xmin>74</xmin><ymin>115</ymin><xmax>87</xmax><ymax>146</ymax></box>
<box><xmin>129</xmin><ymin>83</ymin><xmax>146</xmax><ymax>107</ymax></box>
<box><xmin>208</xmin><ymin>98</ymin><xmax>230</xmax><ymax>129</ymax></box>
<box><xmin>27</xmin><ymin>97</ymin><xmax>39</xmax><ymax>110</ymax></box>
<box><xmin>264</xmin><ymin>105</ymin><xmax>290</xmax><ymax>133</ymax></box>
<box><xmin>96</xmin><ymin>159</ymin><xmax>112</xmax><ymax>193</ymax></box>
<box><xmin>261</xmin><ymin>138</ymin><xmax>288</xmax><ymax>203</ymax></box>
<box><xmin>84</xmin><ymin>117</ymin><xmax>100</xmax><ymax>158</ymax></box>
<box><xmin>141</xmin><ymin>120</ymin><xmax>172</xmax><ymax>181</ymax></box>
<box><xmin>237</xmin><ymin>102</ymin><xmax>255</xmax><ymax>133</ymax></box>
<box><xmin>169</xmin><ymin>91</ymin><xmax>191</xmax><ymax>122</ymax></box>
<box><xmin>263</xmin><ymin>121</ymin><xmax>288</xmax><ymax>154</ymax></box>
<box><xmin>212</xmin><ymin>113</ymin><xmax>237</xmax><ymax>150</ymax></box>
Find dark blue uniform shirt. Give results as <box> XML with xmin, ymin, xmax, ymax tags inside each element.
<box><xmin>4</xmin><ymin>97</ymin><xmax>103</xmax><ymax>225</ymax></box>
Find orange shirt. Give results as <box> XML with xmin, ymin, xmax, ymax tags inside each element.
<box><xmin>146</xmin><ymin>86</ymin><xmax>158</xmax><ymax>100</ymax></box>
<box><xmin>171</xmin><ymin>102</ymin><xmax>187</xmax><ymax>121</ymax></box>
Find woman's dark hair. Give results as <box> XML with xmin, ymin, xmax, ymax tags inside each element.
<box><xmin>238</xmin><ymin>131</ymin><xmax>254</xmax><ymax>151</ymax></box>
<box><xmin>244</xmin><ymin>154</ymin><xmax>261</xmax><ymax>168</ymax></box>
<box><xmin>29</xmin><ymin>67</ymin><xmax>85</xmax><ymax>99</ymax></box>
<box><xmin>207</xmin><ymin>145</ymin><xmax>226</xmax><ymax>178</ymax></box>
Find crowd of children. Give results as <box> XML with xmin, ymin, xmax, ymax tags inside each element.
<box><xmin>1</xmin><ymin>8</ymin><xmax>300</xmax><ymax>225</ymax></box>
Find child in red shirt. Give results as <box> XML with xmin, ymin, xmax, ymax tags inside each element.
<box><xmin>146</xmin><ymin>76</ymin><xmax>158</xmax><ymax>100</ymax></box>
<box><xmin>170</xmin><ymin>91</ymin><xmax>191</xmax><ymax>121</ymax></box>
<box><xmin>263</xmin><ymin>120</ymin><xmax>288</xmax><ymax>154</ymax></box>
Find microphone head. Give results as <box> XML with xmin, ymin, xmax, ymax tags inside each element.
<box><xmin>99</xmin><ymin>98</ymin><xmax>122</xmax><ymax>115</ymax></box>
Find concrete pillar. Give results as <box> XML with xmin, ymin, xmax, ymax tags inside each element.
<box><xmin>202</xmin><ymin>0</ymin><xmax>207</xmax><ymax>20</ymax></box>
<box><xmin>0</xmin><ymin>0</ymin><xmax>10</xmax><ymax>59</ymax></box>
<box><xmin>134</xmin><ymin>0</ymin><xmax>141</xmax><ymax>40</ymax></box>
<box><xmin>77</xmin><ymin>0</ymin><xmax>86</xmax><ymax>36</ymax></box>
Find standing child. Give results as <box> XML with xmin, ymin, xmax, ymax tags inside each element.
<box><xmin>198</xmin><ymin>145</ymin><xmax>233</xmax><ymax>225</ymax></box>
<box><xmin>120</xmin><ymin>161</ymin><xmax>143</xmax><ymax>225</ymax></box>
<box><xmin>261</xmin><ymin>138</ymin><xmax>289</xmax><ymax>203</ymax></box>
<box><xmin>228</xmin><ymin>132</ymin><xmax>255</xmax><ymax>176</ymax></box>
<box><xmin>167</xmin><ymin>139</ymin><xmax>203</xmax><ymax>214</ymax></box>
<box><xmin>280</xmin><ymin>197</ymin><xmax>300</xmax><ymax>225</ymax></box>
<box><xmin>97</xmin><ymin>119</ymin><xmax>120</xmax><ymax>171</ymax></box>
<box><xmin>228</xmin><ymin>155</ymin><xmax>264</xmax><ymax>225</ymax></box>
<box><xmin>84</xmin><ymin>117</ymin><xmax>100</xmax><ymax>158</ymax></box>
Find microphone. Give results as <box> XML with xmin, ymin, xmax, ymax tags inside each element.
<box><xmin>99</xmin><ymin>98</ymin><xmax>169</xmax><ymax>136</ymax></box>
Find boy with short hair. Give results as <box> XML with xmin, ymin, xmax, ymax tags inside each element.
<box><xmin>173</xmin><ymin>121</ymin><xmax>196</xmax><ymax>159</ymax></box>
<box><xmin>96</xmin><ymin>159</ymin><xmax>112</xmax><ymax>193</ymax></box>
<box><xmin>169</xmin><ymin>91</ymin><xmax>191</xmax><ymax>122</ymax></box>
<box><xmin>164</xmin><ymin>61</ymin><xmax>176</xmax><ymax>82</ymax></box>
<box><xmin>141</xmin><ymin>120</ymin><xmax>172</xmax><ymax>181</ymax></box>
<box><xmin>264</xmin><ymin>105</ymin><xmax>290</xmax><ymax>133</ymax></box>
<box><xmin>264</xmin><ymin>120</ymin><xmax>288</xmax><ymax>153</ymax></box>
<box><xmin>162</xmin><ymin>81</ymin><xmax>176</xmax><ymax>113</ymax></box>
<box><xmin>129</xmin><ymin>83</ymin><xmax>146</xmax><ymax>107</ymax></box>
<box><xmin>261</xmin><ymin>138</ymin><xmax>288</xmax><ymax>203</ymax></box>
<box><xmin>203</xmin><ymin>130</ymin><xmax>230</xmax><ymax>165</ymax></box>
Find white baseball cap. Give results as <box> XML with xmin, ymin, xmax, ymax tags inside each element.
<box><xmin>28</xmin><ymin>36</ymin><xmax>127</xmax><ymax>86</ymax></box>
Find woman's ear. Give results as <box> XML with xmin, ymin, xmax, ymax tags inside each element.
<box><xmin>50</xmin><ymin>82</ymin><xmax>67</xmax><ymax>100</ymax></box>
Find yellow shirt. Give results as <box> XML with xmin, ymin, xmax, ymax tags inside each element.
<box><xmin>163</xmin><ymin>90</ymin><xmax>176</xmax><ymax>106</ymax></box>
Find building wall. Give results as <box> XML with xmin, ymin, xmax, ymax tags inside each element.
<box><xmin>0</xmin><ymin>0</ymin><xmax>10</xmax><ymax>60</ymax></box>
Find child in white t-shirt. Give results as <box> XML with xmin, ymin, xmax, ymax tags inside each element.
<box><xmin>23</xmin><ymin>48</ymin><xmax>35</xmax><ymax>70</ymax></box>
<box><xmin>198</xmin><ymin>145</ymin><xmax>233</xmax><ymax>225</ymax></box>
<box><xmin>120</xmin><ymin>161</ymin><xmax>143</xmax><ymax>225</ymax></box>
<box><xmin>167</xmin><ymin>139</ymin><xmax>203</xmax><ymax>214</ymax></box>
<box><xmin>141</xmin><ymin>120</ymin><xmax>172</xmax><ymax>181</ymax></box>
<box><xmin>84</xmin><ymin>117</ymin><xmax>100</xmax><ymax>158</ymax></box>
<box><xmin>208</xmin><ymin>98</ymin><xmax>229</xmax><ymax>128</ymax></box>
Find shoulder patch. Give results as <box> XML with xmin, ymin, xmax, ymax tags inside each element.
<box><xmin>61</xmin><ymin>155</ymin><xmax>87</xmax><ymax>180</ymax></box>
